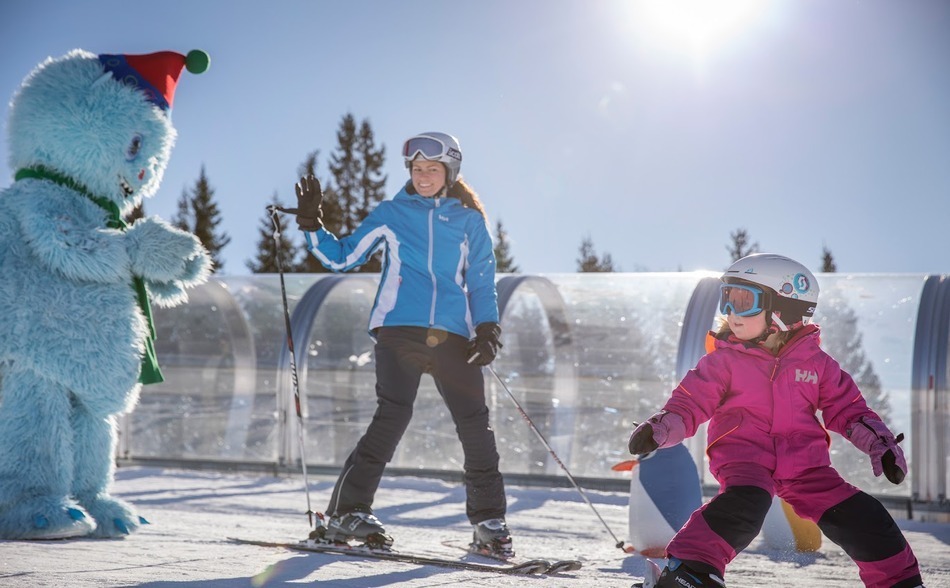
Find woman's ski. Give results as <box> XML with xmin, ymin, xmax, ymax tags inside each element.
<box><xmin>229</xmin><ymin>537</ymin><xmax>579</xmax><ymax>576</ymax></box>
<box><xmin>440</xmin><ymin>538</ymin><xmax>583</xmax><ymax>573</ymax></box>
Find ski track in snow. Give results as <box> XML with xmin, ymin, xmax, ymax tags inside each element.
<box><xmin>0</xmin><ymin>467</ymin><xmax>947</xmax><ymax>587</ymax></box>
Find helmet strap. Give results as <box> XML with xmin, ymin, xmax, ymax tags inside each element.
<box><xmin>770</xmin><ymin>312</ymin><xmax>789</xmax><ymax>332</ymax></box>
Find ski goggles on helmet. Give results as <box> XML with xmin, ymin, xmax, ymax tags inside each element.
<box><xmin>719</xmin><ymin>283</ymin><xmax>766</xmax><ymax>317</ymax></box>
<box><xmin>402</xmin><ymin>136</ymin><xmax>461</xmax><ymax>163</ymax></box>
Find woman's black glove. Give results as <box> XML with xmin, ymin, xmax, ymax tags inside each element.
<box><xmin>467</xmin><ymin>322</ymin><xmax>503</xmax><ymax>366</ymax></box>
<box><xmin>289</xmin><ymin>174</ymin><xmax>324</xmax><ymax>231</ymax></box>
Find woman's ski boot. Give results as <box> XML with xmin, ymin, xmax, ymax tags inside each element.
<box><xmin>470</xmin><ymin>518</ymin><xmax>515</xmax><ymax>559</ymax></box>
<box><xmin>310</xmin><ymin>506</ymin><xmax>393</xmax><ymax>549</ymax></box>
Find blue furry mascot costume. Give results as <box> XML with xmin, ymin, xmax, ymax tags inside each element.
<box><xmin>0</xmin><ymin>49</ymin><xmax>212</xmax><ymax>539</ymax></box>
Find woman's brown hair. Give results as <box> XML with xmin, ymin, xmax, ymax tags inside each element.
<box><xmin>447</xmin><ymin>177</ymin><xmax>486</xmax><ymax>218</ymax></box>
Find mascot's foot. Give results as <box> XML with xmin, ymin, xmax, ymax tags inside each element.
<box><xmin>78</xmin><ymin>494</ymin><xmax>148</xmax><ymax>538</ymax></box>
<box><xmin>0</xmin><ymin>497</ymin><xmax>96</xmax><ymax>540</ymax></box>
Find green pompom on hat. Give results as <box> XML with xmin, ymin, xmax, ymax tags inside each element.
<box><xmin>185</xmin><ymin>49</ymin><xmax>210</xmax><ymax>75</ymax></box>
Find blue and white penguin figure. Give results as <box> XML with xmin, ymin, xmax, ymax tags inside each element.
<box><xmin>0</xmin><ymin>49</ymin><xmax>211</xmax><ymax>539</ymax></box>
<box><xmin>627</xmin><ymin>443</ymin><xmax>703</xmax><ymax>557</ymax></box>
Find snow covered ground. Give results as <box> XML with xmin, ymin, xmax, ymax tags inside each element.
<box><xmin>1</xmin><ymin>466</ymin><xmax>948</xmax><ymax>587</ymax></box>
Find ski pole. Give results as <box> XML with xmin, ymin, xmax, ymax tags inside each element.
<box><xmin>268</xmin><ymin>205</ymin><xmax>317</xmax><ymax>529</ymax></box>
<box><xmin>485</xmin><ymin>365</ymin><xmax>633</xmax><ymax>553</ymax></box>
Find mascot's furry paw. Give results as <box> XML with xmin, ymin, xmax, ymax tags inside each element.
<box><xmin>79</xmin><ymin>494</ymin><xmax>147</xmax><ymax>538</ymax></box>
<box><xmin>146</xmin><ymin>247</ymin><xmax>212</xmax><ymax>308</ymax></box>
<box><xmin>0</xmin><ymin>496</ymin><xmax>96</xmax><ymax>540</ymax></box>
<box><xmin>147</xmin><ymin>279</ymin><xmax>192</xmax><ymax>307</ymax></box>
<box><xmin>125</xmin><ymin>217</ymin><xmax>212</xmax><ymax>284</ymax></box>
<box><xmin>180</xmin><ymin>246</ymin><xmax>213</xmax><ymax>284</ymax></box>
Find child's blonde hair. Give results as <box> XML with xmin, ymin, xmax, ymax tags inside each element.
<box><xmin>715</xmin><ymin>318</ymin><xmax>794</xmax><ymax>355</ymax></box>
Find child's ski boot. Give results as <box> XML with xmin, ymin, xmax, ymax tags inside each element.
<box><xmin>644</xmin><ymin>557</ymin><xmax>725</xmax><ymax>588</ymax></box>
<box><xmin>470</xmin><ymin>518</ymin><xmax>515</xmax><ymax>560</ymax></box>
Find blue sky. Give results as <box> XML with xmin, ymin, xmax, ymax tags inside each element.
<box><xmin>2</xmin><ymin>0</ymin><xmax>948</xmax><ymax>275</ymax></box>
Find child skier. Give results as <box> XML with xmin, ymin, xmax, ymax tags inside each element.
<box><xmin>627</xmin><ymin>253</ymin><xmax>923</xmax><ymax>588</ymax></box>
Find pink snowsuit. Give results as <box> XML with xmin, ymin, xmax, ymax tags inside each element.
<box><xmin>656</xmin><ymin>325</ymin><xmax>921</xmax><ymax>588</ymax></box>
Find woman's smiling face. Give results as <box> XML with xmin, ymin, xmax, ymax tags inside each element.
<box><xmin>410</xmin><ymin>159</ymin><xmax>446</xmax><ymax>197</ymax></box>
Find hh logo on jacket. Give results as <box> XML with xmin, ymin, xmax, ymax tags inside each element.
<box><xmin>795</xmin><ymin>369</ymin><xmax>818</xmax><ymax>384</ymax></box>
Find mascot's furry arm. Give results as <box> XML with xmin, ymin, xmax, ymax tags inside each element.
<box><xmin>14</xmin><ymin>184</ymin><xmax>132</xmax><ymax>283</ymax></box>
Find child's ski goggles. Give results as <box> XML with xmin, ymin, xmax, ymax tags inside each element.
<box><xmin>719</xmin><ymin>283</ymin><xmax>766</xmax><ymax>317</ymax></box>
<box><xmin>402</xmin><ymin>136</ymin><xmax>461</xmax><ymax>163</ymax></box>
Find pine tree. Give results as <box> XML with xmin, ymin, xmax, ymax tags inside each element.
<box><xmin>329</xmin><ymin>114</ymin><xmax>361</xmax><ymax>235</ymax></box>
<box><xmin>356</xmin><ymin>120</ymin><xmax>387</xmax><ymax>220</ymax></box>
<box><xmin>726</xmin><ymin>228</ymin><xmax>759</xmax><ymax>263</ymax></box>
<box><xmin>327</xmin><ymin>113</ymin><xmax>385</xmax><ymax>273</ymax></box>
<box><xmin>494</xmin><ymin>219</ymin><xmax>519</xmax><ymax>273</ymax></box>
<box><xmin>187</xmin><ymin>165</ymin><xmax>230</xmax><ymax>273</ymax></box>
<box><xmin>246</xmin><ymin>193</ymin><xmax>298</xmax><ymax>273</ymax></box>
<box><xmin>822</xmin><ymin>246</ymin><xmax>837</xmax><ymax>272</ymax></box>
<box><xmin>354</xmin><ymin>119</ymin><xmax>387</xmax><ymax>272</ymax></box>
<box><xmin>577</xmin><ymin>235</ymin><xmax>617</xmax><ymax>272</ymax></box>
<box><xmin>171</xmin><ymin>189</ymin><xmax>190</xmax><ymax>232</ymax></box>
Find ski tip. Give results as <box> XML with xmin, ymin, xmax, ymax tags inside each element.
<box><xmin>547</xmin><ymin>560</ymin><xmax>583</xmax><ymax>573</ymax></box>
<box><xmin>511</xmin><ymin>559</ymin><xmax>551</xmax><ymax>575</ymax></box>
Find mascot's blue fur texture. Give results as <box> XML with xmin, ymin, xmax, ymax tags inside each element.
<box><xmin>0</xmin><ymin>49</ymin><xmax>211</xmax><ymax>539</ymax></box>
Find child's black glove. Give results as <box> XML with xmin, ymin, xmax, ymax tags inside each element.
<box><xmin>289</xmin><ymin>174</ymin><xmax>324</xmax><ymax>231</ymax></box>
<box><xmin>627</xmin><ymin>421</ymin><xmax>659</xmax><ymax>456</ymax></box>
<box><xmin>467</xmin><ymin>322</ymin><xmax>502</xmax><ymax>366</ymax></box>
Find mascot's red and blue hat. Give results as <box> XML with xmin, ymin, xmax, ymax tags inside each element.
<box><xmin>97</xmin><ymin>49</ymin><xmax>210</xmax><ymax>112</ymax></box>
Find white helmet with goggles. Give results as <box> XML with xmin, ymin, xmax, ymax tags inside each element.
<box><xmin>402</xmin><ymin>132</ymin><xmax>462</xmax><ymax>186</ymax></box>
<box><xmin>719</xmin><ymin>253</ymin><xmax>819</xmax><ymax>332</ymax></box>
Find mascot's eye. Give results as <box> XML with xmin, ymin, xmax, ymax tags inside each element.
<box><xmin>126</xmin><ymin>134</ymin><xmax>143</xmax><ymax>161</ymax></box>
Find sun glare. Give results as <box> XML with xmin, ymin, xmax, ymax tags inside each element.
<box><xmin>636</xmin><ymin>0</ymin><xmax>767</xmax><ymax>57</ymax></box>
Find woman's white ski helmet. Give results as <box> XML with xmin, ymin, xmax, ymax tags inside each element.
<box><xmin>402</xmin><ymin>132</ymin><xmax>463</xmax><ymax>186</ymax></box>
<box><xmin>722</xmin><ymin>253</ymin><xmax>820</xmax><ymax>331</ymax></box>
